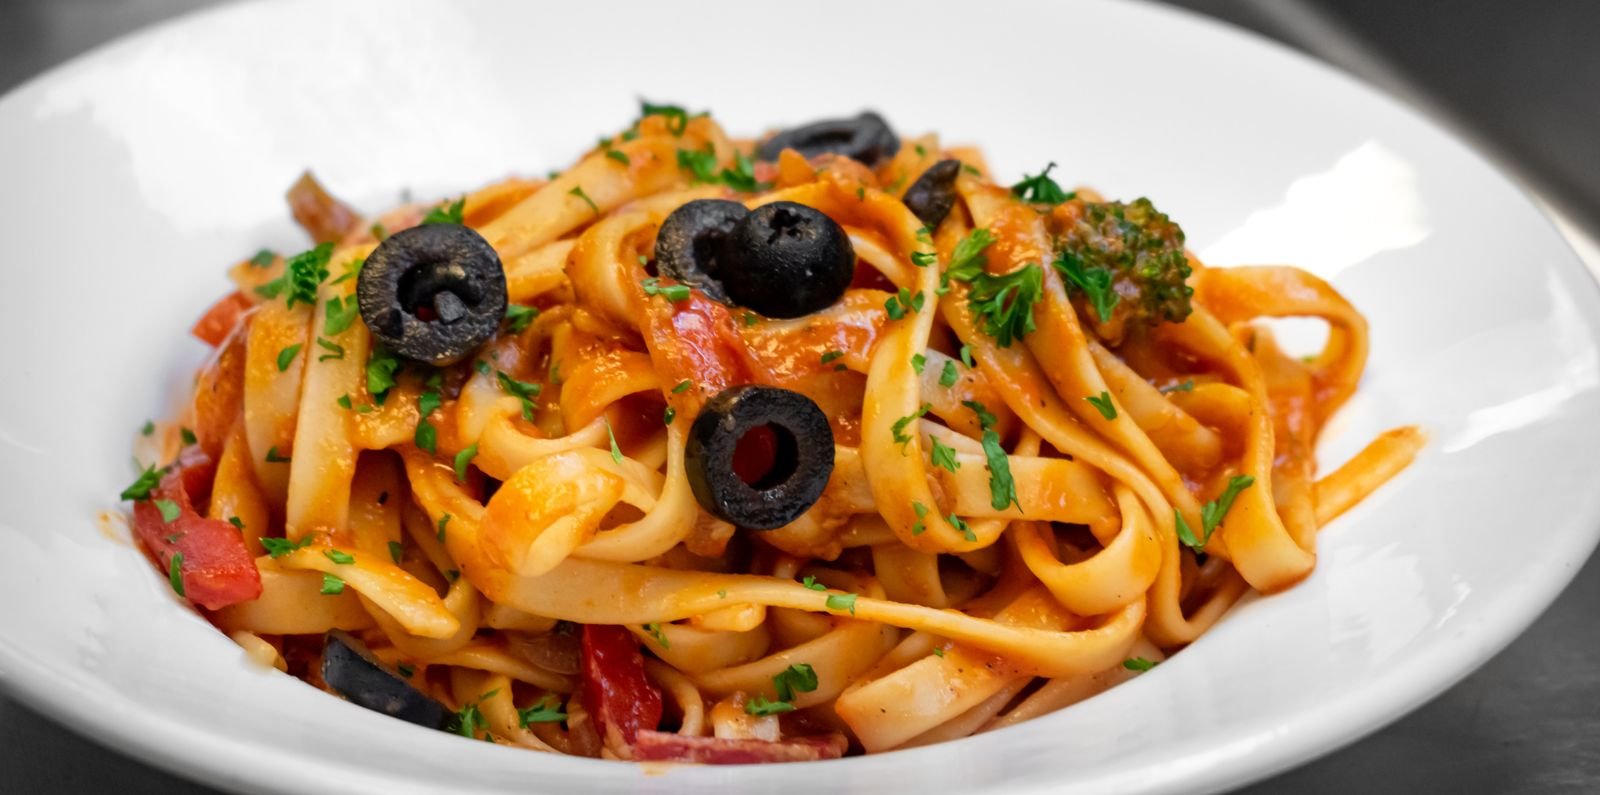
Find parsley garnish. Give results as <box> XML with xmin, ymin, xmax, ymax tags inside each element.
<box><xmin>366</xmin><ymin>348</ymin><xmax>400</xmax><ymax>402</ymax></box>
<box><xmin>437</xmin><ymin>513</ymin><xmax>451</xmax><ymax>542</ymax></box>
<box><xmin>388</xmin><ymin>540</ymin><xmax>405</xmax><ymax>565</ymax></box>
<box><xmin>315</xmin><ymin>337</ymin><xmax>345</xmax><ymax>362</ymax></box>
<box><xmin>742</xmin><ymin>312</ymin><xmax>759</xmax><ymax>327</ymax></box>
<box><xmin>1161</xmin><ymin>379</ymin><xmax>1195</xmax><ymax>394</ymax></box>
<box><xmin>415</xmin><ymin>387</ymin><xmax>442</xmax><ymax>454</ymax></box>
<box><xmin>153</xmin><ymin>498</ymin><xmax>181</xmax><ymax>523</ymax></box>
<box><xmin>949</xmin><ymin>512</ymin><xmax>976</xmax><ymax>542</ymax></box>
<box><xmin>276</xmin><ymin>344</ymin><xmax>302</xmax><ymax>372</ymax></box>
<box><xmin>453</xmin><ymin>444</ymin><xmax>477</xmax><ymax>482</ymax></box>
<box><xmin>821</xmin><ymin>350</ymin><xmax>845</xmax><ymax>366</ymax></box>
<box><xmin>180</xmin><ymin>427</ymin><xmax>197</xmax><ymax>446</ymax></box>
<box><xmin>672</xmin><ymin>379</ymin><xmax>692</xmax><ymax>394</ymax></box>
<box><xmin>324</xmin><ymin>295</ymin><xmax>360</xmax><ymax>334</ymax></box>
<box><xmin>676</xmin><ymin>145</ymin><xmax>720</xmax><ymax>183</ymax></box>
<box><xmin>944</xmin><ymin>229</ymin><xmax>996</xmax><ymax>283</ymax></box>
<box><xmin>772</xmin><ymin>663</ymin><xmax>818</xmax><ymax>701</ymax></box>
<box><xmin>964</xmin><ymin>400</ymin><xmax>1018</xmax><ymax>511</ymax></box>
<box><xmin>320</xmin><ymin>573</ymin><xmax>345</xmax><ymax>595</ymax></box>
<box><xmin>912</xmin><ymin>501</ymin><xmax>928</xmax><ymax>535</ymax></box>
<box><xmin>604</xmin><ymin>417</ymin><xmax>623</xmax><ymax>464</ymax></box>
<box><xmin>663</xmin><ymin>407</ymin><xmax>676</xmax><ymax>425</ymax></box>
<box><xmin>911</xmin><ymin>353</ymin><xmax>926</xmax><ymax>374</ymax></box>
<box><xmin>639</xmin><ymin>100</ymin><xmax>690</xmax><ymax>135</ymax></box>
<box><xmin>247</xmin><ymin>249</ymin><xmax>275</xmax><ymax>268</ymax></box>
<box><xmin>449</xmin><ymin>700</ymin><xmax>488</xmax><ymax>738</ymax></box>
<box><xmin>1010</xmin><ymin>162</ymin><xmax>1073</xmax><ymax>205</ymax></box>
<box><xmin>259</xmin><ymin>535</ymin><xmax>312</xmax><ymax>558</ymax></box>
<box><xmin>1123</xmin><ymin>657</ymin><xmax>1158</xmax><ymax>672</ymax></box>
<box><xmin>643</xmin><ymin>622</ymin><xmax>670</xmax><ymax>648</ymax></box>
<box><xmin>496</xmin><ymin>370</ymin><xmax>541</xmax><ymax>420</ymax></box>
<box><xmin>140</xmin><ymin>420</ymin><xmax>155</xmax><ymax>436</ymax></box>
<box><xmin>744</xmin><ymin>695</ymin><xmax>794</xmax><ymax>717</ymax></box>
<box><xmin>891</xmin><ymin>403</ymin><xmax>933</xmax><ymax>451</ymax></box>
<box><xmin>396</xmin><ymin>663</ymin><xmax>414</xmax><ymax>678</ymax></box>
<box><xmin>568</xmin><ymin>185</ymin><xmax>599</xmax><ymax>216</ymax></box>
<box><xmin>929</xmin><ymin>436</ymin><xmax>960</xmax><ymax>473</ymax></box>
<box><xmin>168</xmin><ymin>552</ymin><xmax>185</xmax><ymax>596</ymax></box>
<box><xmin>801</xmin><ymin>576</ymin><xmax>827</xmax><ymax>591</ymax></box>
<box><xmin>1054</xmin><ymin>249</ymin><xmax>1118</xmax><ymax>322</ymax></box>
<box><xmin>255</xmin><ymin>242</ymin><xmax>334</xmax><ymax>307</ymax></box>
<box><xmin>228</xmin><ymin>516</ymin><xmax>246</xmax><ymax>530</ymax></box>
<box><xmin>933</xmin><ymin>647</ymin><xmax>946</xmax><ymax>657</ymax></box>
<box><xmin>955</xmin><ymin>263</ymin><xmax>1042</xmax><ymax>347</ymax></box>
<box><xmin>825</xmin><ymin>592</ymin><xmax>858</xmax><ymax>615</ymax></box>
<box><xmin>1181</xmin><ymin>475</ymin><xmax>1257</xmax><ymax>553</ymax></box>
<box><xmin>720</xmin><ymin>150</ymin><xmax>770</xmax><ymax>192</ymax></box>
<box><xmin>605</xmin><ymin>149</ymin><xmax>630</xmax><ymax>166</ymax></box>
<box><xmin>422</xmin><ymin>197</ymin><xmax>466</xmax><ymax>225</ymax></box>
<box><xmin>518</xmin><ymin>697</ymin><xmax>567</xmax><ymax>726</ymax></box>
<box><xmin>323</xmin><ymin>548</ymin><xmax>354</xmax><ymax>565</ymax></box>
<box><xmin>641</xmin><ymin>277</ymin><xmax>691</xmax><ymax>302</ymax></box>
<box><xmin>1085</xmin><ymin>391</ymin><xmax>1117</xmax><ymax>420</ymax></box>
<box><xmin>939</xmin><ymin>359</ymin><xmax>959</xmax><ymax>388</ymax></box>
<box><xmin>959</xmin><ymin>344</ymin><xmax>975</xmax><ymax>368</ymax></box>
<box><xmin>962</xmin><ymin>399</ymin><xmax>997</xmax><ymax>430</ymax></box>
<box><xmin>265</xmin><ymin>446</ymin><xmax>290</xmax><ymax>463</ymax></box>
<box><xmin>505</xmin><ymin>304</ymin><xmax>538</xmax><ymax>333</ymax></box>
<box><xmin>910</xmin><ymin>251</ymin><xmax>936</xmax><ymax>268</ymax></box>
<box><xmin>885</xmin><ymin>287</ymin><xmax>925</xmax><ymax>320</ymax></box>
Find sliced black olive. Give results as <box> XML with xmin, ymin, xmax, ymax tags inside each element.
<box><xmin>655</xmin><ymin>199</ymin><xmax>749</xmax><ymax>304</ymax></box>
<box><xmin>902</xmin><ymin>159</ymin><xmax>962</xmax><ymax>228</ymax></box>
<box><xmin>357</xmin><ymin>223</ymin><xmax>506</xmax><ymax>366</ymax></box>
<box><xmin>321</xmin><ymin>630</ymin><xmax>449</xmax><ymax>729</ymax></box>
<box><xmin>685</xmin><ymin>385</ymin><xmax>834</xmax><ymax>530</ymax></box>
<box><xmin>719</xmin><ymin>202</ymin><xmax>854</xmax><ymax>318</ymax></box>
<box><xmin>755</xmin><ymin>112</ymin><xmax>900</xmax><ymax>165</ymax></box>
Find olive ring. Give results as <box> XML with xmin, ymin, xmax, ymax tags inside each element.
<box><xmin>685</xmin><ymin>385</ymin><xmax>835</xmax><ymax>530</ymax></box>
<box><xmin>357</xmin><ymin>223</ymin><xmax>507</xmax><ymax>365</ymax></box>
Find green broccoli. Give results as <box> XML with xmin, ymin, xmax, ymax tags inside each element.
<box><xmin>1052</xmin><ymin>198</ymin><xmax>1192</xmax><ymax>340</ymax></box>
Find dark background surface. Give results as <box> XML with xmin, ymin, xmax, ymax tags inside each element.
<box><xmin>2</xmin><ymin>1</ymin><xmax>1597</xmax><ymax>792</ymax></box>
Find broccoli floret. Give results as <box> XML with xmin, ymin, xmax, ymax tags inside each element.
<box><xmin>1052</xmin><ymin>198</ymin><xmax>1192</xmax><ymax>340</ymax></box>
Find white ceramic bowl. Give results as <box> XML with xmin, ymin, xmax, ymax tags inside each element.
<box><xmin>1</xmin><ymin>1</ymin><xmax>1597</xmax><ymax>793</ymax></box>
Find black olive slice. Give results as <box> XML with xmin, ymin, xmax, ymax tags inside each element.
<box><xmin>685</xmin><ymin>385</ymin><xmax>834</xmax><ymax>530</ymax></box>
<box><xmin>719</xmin><ymin>202</ymin><xmax>854</xmax><ymax>318</ymax></box>
<box><xmin>321</xmin><ymin>630</ymin><xmax>449</xmax><ymax>729</ymax></box>
<box><xmin>902</xmin><ymin>159</ymin><xmax>963</xmax><ymax>228</ymax></box>
<box><xmin>357</xmin><ymin>223</ymin><xmax>507</xmax><ymax>366</ymax></box>
<box><xmin>655</xmin><ymin>199</ymin><xmax>750</xmax><ymax>305</ymax></box>
<box><xmin>755</xmin><ymin>112</ymin><xmax>900</xmax><ymax>165</ymax></box>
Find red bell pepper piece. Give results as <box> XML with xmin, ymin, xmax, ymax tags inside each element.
<box><xmin>580</xmin><ymin>624</ymin><xmax>663</xmax><ymax>752</ymax></box>
<box><xmin>190</xmin><ymin>291</ymin><xmax>253</xmax><ymax>347</ymax></box>
<box><xmin>130</xmin><ymin>453</ymin><xmax>262</xmax><ymax>610</ymax></box>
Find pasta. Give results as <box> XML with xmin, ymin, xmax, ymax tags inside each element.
<box><xmin>122</xmin><ymin>104</ymin><xmax>1421</xmax><ymax>763</ymax></box>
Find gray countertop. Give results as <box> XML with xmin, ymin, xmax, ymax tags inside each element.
<box><xmin>3</xmin><ymin>1</ymin><xmax>1597</xmax><ymax>792</ymax></box>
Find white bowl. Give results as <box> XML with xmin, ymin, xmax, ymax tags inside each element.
<box><xmin>1</xmin><ymin>1</ymin><xmax>1596</xmax><ymax>793</ymax></box>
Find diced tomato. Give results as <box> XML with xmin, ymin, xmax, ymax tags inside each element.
<box><xmin>191</xmin><ymin>291</ymin><xmax>253</xmax><ymax>347</ymax></box>
<box><xmin>731</xmin><ymin>424</ymin><xmax>779</xmax><ymax>485</ymax></box>
<box><xmin>641</xmin><ymin>292</ymin><xmax>761</xmax><ymax>412</ymax></box>
<box><xmin>130</xmin><ymin>453</ymin><xmax>262</xmax><ymax>610</ymax></box>
<box><xmin>633</xmin><ymin>730</ymin><xmax>848</xmax><ymax>763</ymax></box>
<box><xmin>580</xmin><ymin>625</ymin><xmax>663</xmax><ymax>753</ymax></box>
<box><xmin>849</xmin><ymin>260</ymin><xmax>897</xmax><ymax>292</ymax></box>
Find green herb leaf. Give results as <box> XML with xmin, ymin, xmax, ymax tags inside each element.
<box><xmin>449</xmin><ymin>701</ymin><xmax>487</xmax><ymax>738</ymax></box>
<box><xmin>643</xmin><ymin>622</ymin><xmax>670</xmax><ymax>648</ymax></box>
<box><xmin>422</xmin><ymin>197</ymin><xmax>466</xmax><ymax>225</ymax></box>
<box><xmin>396</xmin><ymin>663</ymin><xmax>414</xmax><ymax>678</ymax></box>
<box><xmin>281</xmin><ymin>242</ymin><xmax>335</xmax><ymax>308</ymax></box>
<box><xmin>496</xmin><ymin>370</ymin><xmax>541</xmax><ymax>420</ymax></box>
<box><xmin>1160</xmin><ymin>379</ymin><xmax>1196</xmax><ymax>394</ymax></box>
<box><xmin>605</xmin><ymin>149</ymin><xmax>630</xmax><ymax>166</ymax></box>
<box><xmin>939</xmin><ymin>359</ymin><xmax>959</xmax><ymax>388</ymax></box>
<box><xmin>945</xmin><ymin>229</ymin><xmax>996</xmax><ymax>282</ymax></box>
<box><xmin>337</xmin><ymin>393</ymin><xmax>353</xmax><ymax>410</ymax></box>
<box><xmin>320</xmin><ymin>573</ymin><xmax>346</xmax><ymax>595</ymax></box>
<box><xmin>604</xmin><ymin>417</ymin><xmax>623</xmax><ymax>464</ymax></box>
<box><xmin>154</xmin><ymin>498</ymin><xmax>181</xmax><ymax>523</ymax></box>
<box><xmin>1053</xmin><ymin>249</ymin><xmax>1119</xmax><ymax>323</ymax></box>
<box><xmin>180</xmin><ymin>427</ymin><xmax>197</xmax><ymax>446</ymax></box>
<box><xmin>911</xmin><ymin>353</ymin><xmax>926</xmax><ymax>374</ymax></box>
<box><xmin>1174</xmin><ymin>509</ymin><xmax>1205</xmax><ymax>554</ymax></box>
<box><xmin>639</xmin><ymin>100</ymin><xmax>690</xmax><ymax>135</ymax></box>
<box><xmin>772</xmin><ymin>663</ymin><xmax>818</xmax><ymax>701</ymax></box>
<box><xmin>1123</xmin><ymin>657</ymin><xmax>1158</xmax><ymax>672</ymax></box>
<box><xmin>276</xmin><ymin>344</ymin><xmax>302</xmax><ymax>372</ymax></box>
<box><xmin>369</xmin><ymin>223</ymin><xmax>388</xmax><ymax>241</ymax></box>
<box><xmin>641</xmin><ymin>277</ymin><xmax>692</xmax><ymax>302</ymax></box>
<box><xmin>949</xmin><ymin>512</ymin><xmax>976</xmax><ymax>542</ymax></box>
<box><xmin>315</xmin><ymin>337</ymin><xmax>345</xmax><ymax>362</ymax></box>
<box><xmin>719</xmin><ymin>150</ymin><xmax>771</xmax><ymax>192</ymax></box>
<box><xmin>979</xmin><ymin>429</ymin><xmax>1020</xmax><ymax>511</ymax></box>
<box><xmin>821</xmin><ymin>350</ymin><xmax>845</xmax><ymax>366</ymax></box>
<box><xmin>140</xmin><ymin>420</ymin><xmax>155</xmax><ymax>436</ymax></box>
<box><xmin>324</xmin><ymin>295</ymin><xmax>360</xmax><ymax>334</ymax></box>
<box><xmin>323</xmin><ymin>548</ymin><xmax>354</xmax><ymax>565</ymax></box>
<box><xmin>366</xmin><ymin>347</ymin><xmax>401</xmax><ymax>401</ymax></box>
<box><xmin>518</xmin><ymin>697</ymin><xmax>567</xmax><ymax>726</ymax></box>
<box><xmin>959</xmin><ymin>344</ymin><xmax>975</xmax><ymax>368</ymax></box>
<box><xmin>265</xmin><ymin>446</ymin><xmax>291</xmax><ymax>463</ymax></box>
<box><xmin>388</xmin><ymin>540</ymin><xmax>405</xmax><ymax>565</ymax></box>
<box><xmin>663</xmin><ymin>407</ymin><xmax>676</xmax><ymax>425</ymax></box>
<box><xmin>962</xmin><ymin>399</ymin><xmax>997</xmax><ymax>430</ymax></box>
<box><xmin>505</xmin><ymin>304</ymin><xmax>538</xmax><ymax>333</ymax></box>
<box><xmin>248</xmin><ymin>249</ymin><xmax>276</xmax><ymax>268</ymax></box>
<box><xmin>676</xmin><ymin>145</ymin><xmax>720</xmax><ymax>183</ymax></box>
<box><xmin>329</xmin><ymin>257</ymin><xmax>364</xmax><ymax>286</ymax></box>
<box><xmin>672</xmin><ymin>379</ymin><xmax>692</xmax><ymax>394</ymax></box>
<box><xmin>744</xmin><ymin>694</ymin><xmax>795</xmax><ymax>717</ymax></box>
<box><xmin>891</xmin><ymin>402</ymin><xmax>933</xmax><ymax>451</ymax></box>
<box><xmin>1010</xmin><ymin>162</ymin><xmax>1073</xmax><ymax>205</ymax></box>
<box><xmin>454</xmin><ymin>443</ymin><xmax>478</xmax><ymax>482</ymax></box>
<box><xmin>1085</xmin><ymin>391</ymin><xmax>1117</xmax><ymax>420</ymax></box>
<box><xmin>912</xmin><ymin>501</ymin><xmax>929</xmax><ymax>535</ymax></box>
<box><xmin>437</xmin><ymin>513</ymin><xmax>451</xmax><ymax>542</ymax></box>
<box><xmin>168</xmin><ymin>552</ymin><xmax>185</xmax><ymax>596</ymax></box>
<box><xmin>228</xmin><ymin>516</ymin><xmax>246</xmax><ymax>530</ymax></box>
<box><xmin>825</xmin><ymin>592</ymin><xmax>858</xmax><ymax>615</ymax></box>
<box><xmin>259</xmin><ymin>535</ymin><xmax>312</xmax><ymax>558</ymax></box>
<box><xmin>415</xmin><ymin>388</ymin><xmax>442</xmax><ymax>454</ymax></box>
<box><xmin>929</xmin><ymin>436</ymin><xmax>960</xmax><ymax>473</ymax></box>
<box><xmin>957</xmin><ymin>263</ymin><xmax>1042</xmax><ymax>347</ymax></box>
<box><xmin>801</xmin><ymin>575</ymin><xmax>827</xmax><ymax>591</ymax></box>
<box><xmin>910</xmin><ymin>251</ymin><xmax>937</xmax><ymax>268</ymax></box>
<box><xmin>568</xmin><ymin>185</ymin><xmax>599</xmax><ymax>216</ymax></box>
<box><xmin>1201</xmin><ymin>475</ymin><xmax>1256</xmax><ymax>536</ymax></box>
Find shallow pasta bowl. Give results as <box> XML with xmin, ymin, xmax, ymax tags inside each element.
<box><xmin>1</xmin><ymin>0</ymin><xmax>1598</xmax><ymax>792</ymax></box>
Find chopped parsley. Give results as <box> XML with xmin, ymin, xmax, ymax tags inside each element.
<box><xmin>1054</xmin><ymin>249</ymin><xmax>1119</xmax><ymax>323</ymax></box>
<box><xmin>1085</xmin><ymin>391</ymin><xmax>1117</xmax><ymax>420</ymax></box>
<box><xmin>719</xmin><ymin>150</ymin><xmax>770</xmax><ymax>192</ymax></box>
<box><xmin>437</xmin><ymin>513</ymin><xmax>451</xmax><ymax>542</ymax></box>
<box><xmin>568</xmin><ymin>185</ymin><xmax>599</xmax><ymax>216</ymax></box>
<box><xmin>744</xmin><ymin>695</ymin><xmax>794</xmax><ymax>717</ymax></box>
<box><xmin>885</xmin><ymin>287</ymin><xmax>925</xmax><ymax>320</ymax></box>
<box><xmin>891</xmin><ymin>402</ymin><xmax>933</xmax><ymax>451</ymax></box>
<box><xmin>320</xmin><ymin>573</ymin><xmax>345</xmax><ymax>595</ymax></box>
<box><xmin>453</xmin><ymin>444</ymin><xmax>477</xmax><ymax>482</ymax></box>
<box><xmin>676</xmin><ymin>145</ymin><xmax>720</xmax><ymax>183</ymax></box>
<box><xmin>259</xmin><ymin>535</ymin><xmax>312</xmax><ymax>558</ymax></box>
<box><xmin>396</xmin><ymin>663</ymin><xmax>415</xmax><ymax>678</ymax></box>
<box><xmin>421</xmin><ymin>197</ymin><xmax>466</xmax><ymax>225</ymax></box>
<box><xmin>153</xmin><ymin>499</ymin><xmax>181</xmax><ymax>523</ymax></box>
<box><xmin>505</xmin><ymin>304</ymin><xmax>538</xmax><ymax>333</ymax></box>
<box><xmin>825</xmin><ymin>592</ymin><xmax>858</xmax><ymax>615</ymax></box>
<box><xmin>944</xmin><ymin>229</ymin><xmax>996</xmax><ymax>282</ymax></box>
<box><xmin>1161</xmin><ymin>379</ymin><xmax>1196</xmax><ymax>394</ymax></box>
<box><xmin>954</xmin><ymin>263</ymin><xmax>1042</xmax><ymax>347</ymax></box>
<box><xmin>180</xmin><ymin>427</ymin><xmax>197</xmax><ymax>446</ymax></box>
<box><xmin>228</xmin><ymin>516</ymin><xmax>246</xmax><ymax>530</ymax></box>
<box><xmin>932</xmin><ymin>647</ymin><xmax>946</xmax><ymax>657</ymax></box>
<box><xmin>962</xmin><ymin>399</ymin><xmax>998</xmax><ymax>430</ymax></box>
<box><xmin>449</xmin><ymin>699</ymin><xmax>488</xmax><ymax>739</ymax></box>
<box><xmin>959</xmin><ymin>344</ymin><xmax>975</xmax><ymax>368</ymax></box>
<box><xmin>518</xmin><ymin>697</ymin><xmax>567</xmax><ymax>726</ymax></box>
<box><xmin>801</xmin><ymin>575</ymin><xmax>827</xmax><ymax>591</ymax></box>
<box><xmin>604</xmin><ymin>417</ymin><xmax>623</xmax><ymax>464</ymax></box>
<box><xmin>772</xmin><ymin>663</ymin><xmax>818</xmax><ymax>702</ymax></box>
<box><xmin>949</xmin><ymin>512</ymin><xmax>976</xmax><ymax>542</ymax></box>
<box><xmin>641</xmin><ymin>277</ymin><xmax>691</xmax><ymax>302</ymax></box>
<box><xmin>978</xmin><ymin>427</ymin><xmax>1020</xmax><ymax>511</ymax></box>
<box><xmin>248</xmin><ymin>249</ymin><xmax>275</xmax><ymax>268</ymax></box>
<box><xmin>323</xmin><ymin>548</ymin><xmax>354</xmax><ymax>565</ymax></box>
<box><xmin>315</xmin><ymin>337</ymin><xmax>345</xmax><ymax>362</ymax></box>
<box><xmin>1123</xmin><ymin>657</ymin><xmax>1158</xmax><ymax>672</ymax></box>
<box><xmin>910</xmin><ymin>251</ymin><xmax>937</xmax><ymax>268</ymax></box>
<box><xmin>1198</xmin><ymin>475</ymin><xmax>1256</xmax><ymax>541</ymax></box>
<box><xmin>276</xmin><ymin>344</ymin><xmax>302</xmax><ymax>372</ymax></box>
<box><xmin>742</xmin><ymin>312</ymin><xmax>759</xmax><ymax>327</ymax></box>
<box><xmin>255</xmin><ymin>242</ymin><xmax>334</xmax><ymax>307</ymax></box>
<box><xmin>168</xmin><ymin>552</ymin><xmax>185</xmax><ymax>596</ymax></box>
<box><xmin>821</xmin><ymin>350</ymin><xmax>845</xmax><ymax>366</ymax></box>
<box><xmin>643</xmin><ymin>622</ymin><xmax>670</xmax><ymax>648</ymax></box>
<box><xmin>366</xmin><ymin>347</ymin><xmax>401</xmax><ymax>402</ymax></box>
<box><xmin>496</xmin><ymin>370</ymin><xmax>541</xmax><ymax>420</ymax></box>
<box><xmin>140</xmin><ymin>420</ymin><xmax>155</xmax><ymax>436</ymax></box>
<box><xmin>415</xmin><ymin>386</ymin><xmax>442</xmax><ymax>455</ymax></box>
<box><xmin>672</xmin><ymin>379</ymin><xmax>692</xmax><ymax>394</ymax></box>
<box><xmin>640</xmin><ymin>100</ymin><xmax>690</xmax><ymax>135</ymax></box>
<box><xmin>605</xmin><ymin>149</ymin><xmax>630</xmax><ymax>166</ymax></box>
<box><xmin>1010</xmin><ymin>162</ymin><xmax>1073</xmax><ymax>205</ymax></box>
<box><xmin>929</xmin><ymin>436</ymin><xmax>960</xmax><ymax>473</ymax></box>
<box><xmin>912</xmin><ymin>501</ymin><xmax>928</xmax><ymax>535</ymax></box>
<box><xmin>663</xmin><ymin>407</ymin><xmax>676</xmax><ymax>425</ymax></box>
<box><xmin>387</xmin><ymin>540</ymin><xmax>405</xmax><ymax>565</ymax></box>
<box><xmin>265</xmin><ymin>446</ymin><xmax>290</xmax><ymax>463</ymax></box>
<box><xmin>911</xmin><ymin>353</ymin><xmax>926</xmax><ymax>374</ymax></box>
<box><xmin>939</xmin><ymin>359</ymin><xmax>959</xmax><ymax>388</ymax></box>
<box><xmin>324</xmin><ymin>294</ymin><xmax>360</xmax><ymax>334</ymax></box>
